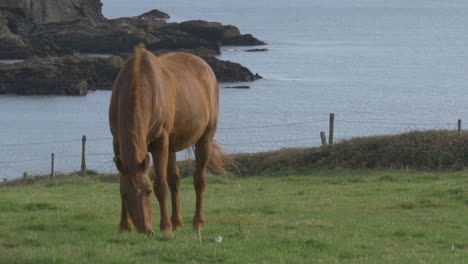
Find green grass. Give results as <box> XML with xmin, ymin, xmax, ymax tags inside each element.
<box><xmin>0</xmin><ymin>170</ymin><xmax>467</xmax><ymax>263</ymax></box>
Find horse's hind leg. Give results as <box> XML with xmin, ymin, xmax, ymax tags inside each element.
<box><xmin>168</xmin><ymin>151</ymin><xmax>183</xmax><ymax>230</ymax></box>
<box><xmin>193</xmin><ymin>138</ymin><xmax>212</xmax><ymax>230</ymax></box>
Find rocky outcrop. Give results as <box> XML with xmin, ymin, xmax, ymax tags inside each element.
<box><xmin>0</xmin><ymin>51</ymin><xmax>261</xmax><ymax>95</ymax></box>
<box><xmin>0</xmin><ymin>17</ymin><xmax>75</xmax><ymax>59</ymax></box>
<box><xmin>108</xmin><ymin>16</ymin><xmax>167</xmax><ymax>35</ymax></box>
<box><xmin>0</xmin><ymin>14</ymin><xmax>264</xmax><ymax>59</ymax></box>
<box><xmin>223</xmin><ymin>85</ymin><xmax>250</xmax><ymax>89</ymax></box>
<box><xmin>137</xmin><ymin>9</ymin><xmax>170</xmax><ymax>20</ymax></box>
<box><xmin>11</xmin><ymin>19</ymin><xmax>224</xmax><ymax>57</ymax></box>
<box><xmin>178</xmin><ymin>20</ymin><xmax>265</xmax><ymax>46</ymax></box>
<box><xmin>0</xmin><ymin>1</ymin><xmax>266</xmax><ymax>95</ymax></box>
<box><xmin>31</xmin><ymin>19</ymin><xmax>160</xmax><ymax>54</ymax></box>
<box><xmin>222</xmin><ymin>34</ymin><xmax>267</xmax><ymax>46</ymax></box>
<box><xmin>179</xmin><ymin>20</ymin><xmax>240</xmax><ymax>42</ymax></box>
<box><xmin>0</xmin><ymin>17</ymin><xmax>29</xmax><ymax>58</ymax></box>
<box><xmin>0</xmin><ymin>55</ymin><xmax>124</xmax><ymax>95</ymax></box>
<box><xmin>202</xmin><ymin>56</ymin><xmax>262</xmax><ymax>82</ymax></box>
<box><xmin>246</xmin><ymin>48</ymin><xmax>268</xmax><ymax>52</ymax></box>
<box><xmin>0</xmin><ymin>0</ymin><xmax>105</xmax><ymax>35</ymax></box>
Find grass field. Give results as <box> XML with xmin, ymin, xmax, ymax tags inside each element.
<box><xmin>0</xmin><ymin>170</ymin><xmax>467</xmax><ymax>263</ymax></box>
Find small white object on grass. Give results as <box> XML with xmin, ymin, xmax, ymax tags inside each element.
<box><xmin>214</xmin><ymin>235</ymin><xmax>223</xmax><ymax>259</ymax></box>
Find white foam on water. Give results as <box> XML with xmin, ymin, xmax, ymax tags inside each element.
<box><xmin>0</xmin><ymin>59</ymin><xmax>24</xmax><ymax>64</ymax></box>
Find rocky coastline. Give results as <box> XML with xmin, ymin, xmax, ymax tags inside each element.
<box><xmin>0</xmin><ymin>0</ymin><xmax>266</xmax><ymax>95</ymax></box>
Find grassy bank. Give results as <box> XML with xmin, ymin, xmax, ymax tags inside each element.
<box><xmin>1</xmin><ymin>170</ymin><xmax>467</xmax><ymax>263</ymax></box>
<box><xmin>3</xmin><ymin>130</ymin><xmax>468</xmax><ymax>184</ymax></box>
<box><xmin>220</xmin><ymin>130</ymin><xmax>468</xmax><ymax>176</ymax></box>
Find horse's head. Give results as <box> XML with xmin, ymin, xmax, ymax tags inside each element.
<box><xmin>114</xmin><ymin>154</ymin><xmax>153</xmax><ymax>235</ymax></box>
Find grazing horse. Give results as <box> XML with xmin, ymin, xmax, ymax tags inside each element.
<box><xmin>109</xmin><ymin>45</ymin><xmax>228</xmax><ymax>235</ymax></box>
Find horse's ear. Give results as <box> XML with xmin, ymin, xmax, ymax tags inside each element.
<box><xmin>114</xmin><ymin>156</ymin><xmax>125</xmax><ymax>172</ymax></box>
<box><xmin>139</xmin><ymin>154</ymin><xmax>150</xmax><ymax>171</ymax></box>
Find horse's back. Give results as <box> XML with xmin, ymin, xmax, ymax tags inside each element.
<box><xmin>158</xmin><ymin>52</ymin><xmax>219</xmax><ymax>151</ymax></box>
<box><xmin>158</xmin><ymin>52</ymin><xmax>217</xmax><ymax>93</ymax></box>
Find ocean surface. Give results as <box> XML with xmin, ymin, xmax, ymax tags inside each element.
<box><xmin>1</xmin><ymin>0</ymin><xmax>468</xmax><ymax>179</ymax></box>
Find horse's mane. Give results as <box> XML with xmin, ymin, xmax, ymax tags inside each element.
<box><xmin>127</xmin><ymin>44</ymin><xmax>147</xmax><ymax>165</ymax></box>
<box><xmin>131</xmin><ymin>44</ymin><xmax>144</xmax><ymax>118</ymax></box>
<box><xmin>125</xmin><ymin>44</ymin><xmax>153</xmax><ymax>189</ymax></box>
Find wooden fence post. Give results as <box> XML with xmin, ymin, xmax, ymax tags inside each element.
<box><xmin>329</xmin><ymin>113</ymin><xmax>335</xmax><ymax>145</ymax></box>
<box><xmin>320</xmin><ymin>131</ymin><xmax>327</xmax><ymax>145</ymax></box>
<box><xmin>458</xmin><ymin>119</ymin><xmax>462</xmax><ymax>136</ymax></box>
<box><xmin>51</xmin><ymin>153</ymin><xmax>55</xmax><ymax>179</ymax></box>
<box><xmin>81</xmin><ymin>135</ymin><xmax>87</xmax><ymax>177</ymax></box>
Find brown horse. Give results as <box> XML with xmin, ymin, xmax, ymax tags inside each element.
<box><xmin>109</xmin><ymin>45</ymin><xmax>228</xmax><ymax>235</ymax></box>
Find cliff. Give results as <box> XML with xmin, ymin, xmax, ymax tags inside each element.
<box><xmin>0</xmin><ymin>0</ymin><xmax>105</xmax><ymax>34</ymax></box>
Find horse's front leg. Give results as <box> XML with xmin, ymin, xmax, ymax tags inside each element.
<box><xmin>168</xmin><ymin>151</ymin><xmax>183</xmax><ymax>230</ymax></box>
<box><xmin>113</xmin><ymin>138</ymin><xmax>133</xmax><ymax>233</ymax></box>
<box><xmin>119</xmin><ymin>200</ymin><xmax>133</xmax><ymax>233</ymax></box>
<box><xmin>150</xmin><ymin>134</ymin><xmax>172</xmax><ymax>234</ymax></box>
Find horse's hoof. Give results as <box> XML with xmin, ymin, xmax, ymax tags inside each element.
<box><xmin>171</xmin><ymin>218</ymin><xmax>183</xmax><ymax>231</ymax></box>
<box><xmin>160</xmin><ymin>229</ymin><xmax>173</xmax><ymax>238</ymax></box>
<box><xmin>172</xmin><ymin>223</ymin><xmax>183</xmax><ymax>231</ymax></box>
<box><xmin>119</xmin><ymin>226</ymin><xmax>133</xmax><ymax>233</ymax></box>
<box><xmin>192</xmin><ymin>217</ymin><xmax>205</xmax><ymax>231</ymax></box>
<box><xmin>160</xmin><ymin>223</ymin><xmax>173</xmax><ymax>235</ymax></box>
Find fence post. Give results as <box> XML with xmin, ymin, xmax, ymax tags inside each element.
<box><xmin>458</xmin><ymin>119</ymin><xmax>462</xmax><ymax>136</ymax></box>
<box><xmin>320</xmin><ymin>131</ymin><xmax>327</xmax><ymax>145</ymax></box>
<box><xmin>51</xmin><ymin>153</ymin><xmax>55</xmax><ymax>179</ymax></box>
<box><xmin>329</xmin><ymin>113</ymin><xmax>335</xmax><ymax>145</ymax></box>
<box><xmin>81</xmin><ymin>135</ymin><xmax>87</xmax><ymax>177</ymax></box>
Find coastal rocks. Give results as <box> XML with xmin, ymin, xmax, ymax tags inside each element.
<box><xmin>178</xmin><ymin>20</ymin><xmax>265</xmax><ymax>46</ymax></box>
<box><xmin>0</xmin><ymin>17</ymin><xmax>74</xmax><ymax>59</ymax></box>
<box><xmin>0</xmin><ymin>52</ymin><xmax>260</xmax><ymax>95</ymax></box>
<box><xmin>202</xmin><ymin>56</ymin><xmax>262</xmax><ymax>82</ymax></box>
<box><xmin>1</xmin><ymin>5</ymin><xmax>266</xmax><ymax>57</ymax></box>
<box><xmin>0</xmin><ymin>55</ymin><xmax>124</xmax><ymax>95</ymax></box>
<box><xmin>222</xmin><ymin>34</ymin><xmax>267</xmax><ymax>46</ymax></box>
<box><xmin>179</xmin><ymin>20</ymin><xmax>241</xmax><ymax>42</ymax></box>
<box><xmin>246</xmin><ymin>48</ymin><xmax>268</xmax><ymax>52</ymax></box>
<box><xmin>108</xmin><ymin>17</ymin><xmax>167</xmax><ymax>34</ymax></box>
<box><xmin>5</xmin><ymin>17</ymin><xmax>265</xmax><ymax>58</ymax></box>
<box><xmin>27</xmin><ymin>19</ymin><xmax>222</xmax><ymax>56</ymax></box>
<box><xmin>223</xmin><ymin>85</ymin><xmax>250</xmax><ymax>89</ymax></box>
<box><xmin>148</xmin><ymin>25</ymin><xmax>220</xmax><ymax>53</ymax></box>
<box><xmin>0</xmin><ymin>0</ymin><xmax>266</xmax><ymax>95</ymax></box>
<box><xmin>0</xmin><ymin>0</ymin><xmax>105</xmax><ymax>35</ymax></box>
<box><xmin>31</xmin><ymin>19</ymin><xmax>160</xmax><ymax>54</ymax></box>
<box><xmin>137</xmin><ymin>9</ymin><xmax>170</xmax><ymax>20</ymax></box>
<box><xmin>0</xmin><ymin>17</ymin><xmax>29</xmax><ymax>58</ymax></box>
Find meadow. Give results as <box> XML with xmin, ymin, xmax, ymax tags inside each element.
<box><xmin>0</xmin><ymin>170</ymin><xmax>467</xmax><ymax>263</ymax></box>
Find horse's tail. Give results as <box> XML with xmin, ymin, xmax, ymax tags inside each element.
<box><xmin>208</xmin><ymin>140</ymin><xmax>237</xmax><ymax>176</ymax></box>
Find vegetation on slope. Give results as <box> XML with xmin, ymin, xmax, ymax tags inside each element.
<box><xmin>219</xmin><ymin>130</ymin><xmax>468</xmax><ymax>176</ymax></box>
